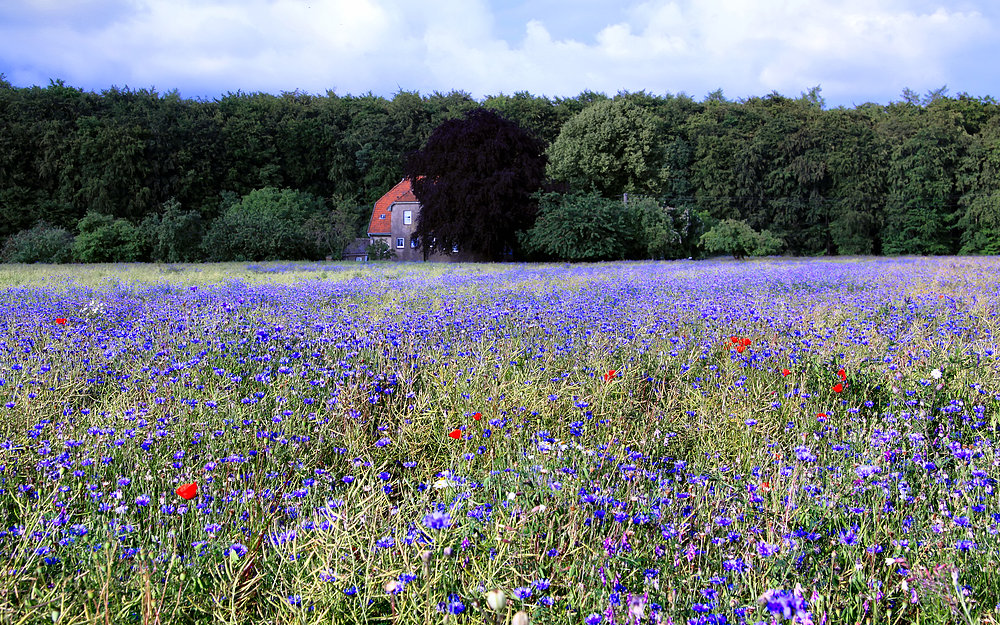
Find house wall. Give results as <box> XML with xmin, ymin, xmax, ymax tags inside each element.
<box><xmin>369</xmin><ymin>199</ymin><xmax>485</xmax><ymax>263</ymax></box>
<box><xmin>389</xmin><ymin>202</ymin><xmax>424</xmax><ymax>262</ymax></box>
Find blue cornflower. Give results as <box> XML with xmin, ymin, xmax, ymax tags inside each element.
<box><xmin>585</xmin><ymin>614</ymin><xmax>603</xmax><ymax>625</ymax></box>
<box><xmin>513</xmin><ymin>586</ymin><xmax>532</xmax><ymax>600</ymax></box>
<box><xmin>437</xmin><ymin>593</ymin><xmax>465</xmax><ymax>615</ymax></box>
<box><xmin>856</xmin><ymin>465</ymin><xmax>880</xmax><ymax>479</ymax></box>
<box><xmin>838</xmin><ymin>527</ymin><xmax>858</xmax><ymax>546</ymax></box>
<box><xmin>956</xmin><ymin>540</ymin><xmax>977</xmax><ymax>551</ymax></box>
<box><xmin>376</xmin><ymin>536</ymin><xmax>395</xmax><ymax>549</ymax></box>
<box><xmin>422</xmin><ymin>511</ymin><xmax>452</xmax><ymax>530</ymax></box>
<box><xmin>794</xmin><ymin>447</ymin><xmax>817</xmax><ymax>463</ymax></box>
<box><xmin>533</xmin><ymin>578</ymin><xmax>550</xmax><ymax>591</ymax></box>
<box><xmin>763</xmin><ymin>587</ymin><xmax>811</xmax><ymax>622</ymax></box>
<box><xmin>226</xmin><ymin>543</ymin><xmax>247</xmax><ymax>557</ymax></box>
<box><xmin>288</xmin><ymin>595</ymin><xmax>301</xmax><ymax>606</ymax></box>
<box><xmin>135</xmin><ymin>494</ymin><xmax>150</xmax><ymax>507</ymax></box>
<box><xmin>758</xmin><ymin>542</ymin><xmax>780</xmax><ymax>557</ymax></box>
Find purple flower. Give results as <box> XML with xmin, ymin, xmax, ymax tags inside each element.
<box><xmin>794</xmin><ymin>447</ymin><xmax>817</xmax><ymax>463</ymax></box>
<box><xmin>226</xmin><ymin>543</ymin><xmax>247</xmax><ymax>557</ymax></box>
<box><xmin>436</xmin><ymin>593</ymin><xmax>465</xmax><ymax>615</ymax></box>
<box><xmin>762</xmin><ymin>587</ymin><xmax>812</xmax><ymax>623</ymax></box>
<box><xmin>422</xmin><ymin>511</ymin><xmax>452</xmax><ymax>530</ymax></box>
<box><xmin>758</xmin><ymin>542</ymin><xmax>780</xmax><ymax>557</ymax></box>
<box><xmin>855</xmin><ymin>465</ymin><xmax>880</xmax><ymax>479</ymax></box>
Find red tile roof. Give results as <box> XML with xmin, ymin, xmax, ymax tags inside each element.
<box><xmin>368</xmin><ymin>178</ymin><xmax>418</xmax><ymax>235</ymax></box>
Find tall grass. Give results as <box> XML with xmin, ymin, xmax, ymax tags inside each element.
<box><xmin>0</xmin><ymin>257</ymin><xmax>998</xmax><ymax>624</ymax></box>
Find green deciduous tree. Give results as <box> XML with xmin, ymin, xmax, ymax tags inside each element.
<box><xmin>1</xmin><ymin>222</ymin><xmax>75</xmax><ymax>263</ymax></box>
<box><xmin>881</xmin><ymin>102</ymin><xmax>969</xmax><ymax>255</ymax></box>
<box><xmin>956</xmin><ymin>115</ymin><xmax>1000</xmax><ymax>254</ymax></box>
<box><xmin>301</xmin><ymin>195</ymin><xmax>368</xmax><ymax>259</ymax></box>
<box><xmin>522</xmin><ymin>192</ymin><xmax>633</xmax><ymax>261</ymax></box>
<box><xmin>141</xmin><ymin>198</ymin><xmax>205</xmax><ymax>262</ymax></box>
<box><xmin>547</xmin><ymin>98</ymin><xmax>668</xmax><ymax>198</ymax></box>
<box><xmin>201</xmin><ymin>187</ymin><xmax>327</xmax><ymax>261</ymax></box>
<box><xmin>73</xmin><ymin>212</ymin><xmax>145</xmax><ymax>263</ymax></box>
<box><xmin>700</xmin><ymin>219</ymin><xmax>783</xmax><ymax>259</ymax></box>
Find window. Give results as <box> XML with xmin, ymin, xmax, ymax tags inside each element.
<box><xmin>379</xmin><ymin>214</ymin><xmax>386</xmax><ymax>220</ymax></box>
<box><xmin>452</xmin><ymin>244</ymin><xmax>459</xmax><ymax>253</ymax></box>
<box><xmin>396</xmin><ymin>238</ymin><xmax>404</xmax><ymax>249</ymax></box>
<box><xmin>403</xmin><ymin>210</ymin><xmax>412</xmax><ymax>225</ymax></box>
<box><xmin>410</xmin><ymin>236</ymin><xmax>419</xmax><ymax>249</ymax></box>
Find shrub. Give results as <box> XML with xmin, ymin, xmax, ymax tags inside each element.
<box><xmin>301</xmin><ymin>195</ymin><xmax>367</xmax><ymax>260</ymax></box>
<box><xmin>522</xmin><ymin>192</ymin><xmax>633</xmax><ymax>261</ymax></box>
<box><xmin>1</xmin><ymin>222</ymin><xmax>75</xmax><ymax>263</ymax></box>
<box><xmin>366</xmin><ymin>240</ymin><xmax>394</xmax><ymax>261</ymax></box>
<box><xmin>202</xmin><ymin>187</ymin><xmax>327</xmax><ymax>261</ymax></box>
<box><xmin>700</xmin><ymin>219</ymin><xmax>784</xmax><ymax>259</ymax></box>
<box><xmin>141</xmin><ymin>198</ymin><xmax>205</xmax><ymax>263</ymax></box>
<box><xmin>72</xmin><ymin>212</ymin><xmax>145</xmax><ymax>263</ymax></box>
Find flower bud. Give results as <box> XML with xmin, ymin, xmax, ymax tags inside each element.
<box><xmin>420</xmin><ymin>550</ymin><xmax>432</xmax><ymax>563</ymax></box>
<box><xmin>512</xmin><ymin>610</ymin><xmax>530</xmax><ymax>625</ymax></box>
<box><xmin>384</xmin><ymin>580</ymin><xmax>402</xmax><ymax>594</ymax></box>
<box><xmin>443</xmin><ymin>546</ymin><xmax>453</xmax><ymax>557</ymax></box>
<box><xmin>485</xmin><ymin>589</ymin><xmax>506</xmax><ymax>611</ymax></box>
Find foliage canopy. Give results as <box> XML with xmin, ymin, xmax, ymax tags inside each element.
<box><xmin>404</xmin><ymin>108</ymin><xmax>547</xmax><ymax>261</ymax></box>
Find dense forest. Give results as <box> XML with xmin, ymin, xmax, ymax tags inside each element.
<box><xmin>1</xmin><ymin>76</ymin><xmax>999</xmax><ymax>262</ymax></box>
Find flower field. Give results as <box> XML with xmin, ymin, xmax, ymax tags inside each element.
<box><xmin>1</xmin><ymin>257</ymin><xmax>999</xmax><ymax>625</ymax></box>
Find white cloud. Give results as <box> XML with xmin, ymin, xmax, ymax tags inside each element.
<box><xmin>0</xmin><ymin>0</ymin><xmax>994</xmax><ymax>104</ymax></box>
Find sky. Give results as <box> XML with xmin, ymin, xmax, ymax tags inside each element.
<box><xmin>1</xmin><ymin>0</ymin><xmax>998</xmax><ymax>108</ymax></box>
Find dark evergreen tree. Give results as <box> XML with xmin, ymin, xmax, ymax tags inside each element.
<box><xmin>404</xmin><ymin>108</ymin><xmax>547</xmax><ymax>261</ymax></box>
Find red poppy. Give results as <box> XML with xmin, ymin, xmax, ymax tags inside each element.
<box><xmin>54</xmin><ymin>318</ymin><xmax>67</xmax><ymax>325</ymax></box>
<box><xmin>781</xmin><ymin>368</ymin><xmax>791</xmax><ymax>376</ymax></box>
<box><xmin>448</xmin><ymin>429</ymin><xmax>462</xmax><ymax>439</ymax></box>
<box><xmin>832</xmin><ymin>383</ymin><xmax>844</xmax><ymax>393</ymax></box>
<box><xmin>837</xmin><ymin>368</ymin><xmax>847</xmax><ymax>381</ymax></box>
<box><xmin>730</xmin><ymin>336</ymin><xmax>739</xmax><ymax>344</ymax></box>
<box><xmin>473</xmin><ymin>412</ymin><xmax>482</xmax><ymax>421</ymax></box>
<box><xmin>603</xmin><ymin>370</ymin><xmax>617</xmax><ymax>382</ymax></box>
<box><xmin>816</xmin><ymin>413</ymin><xmax>828</xmax><ymax>422</ymax></box>
<box><xmin>175</xmin><ymin>482</ymin><xmax>198</xmax><ymax>500</ymax></box>
<box><xmin>740</xmin><ymin>338</ymin><xmax>751</xmax><ymax>347</ymax></box>
<box><xmin>761</xmin><ymin>481</ymin><xmax>772</xmax><ymax>492</ymax></box>
<box><xmin>736</xmin><ymin>345</ymin><xmax>746</xmax><ymax>354</ymax></box>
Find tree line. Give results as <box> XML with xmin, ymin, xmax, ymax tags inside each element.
<box><xmin>1</xmin><ymin>76</ymin><xmax>998</xmax><ymax>262</ymax></box>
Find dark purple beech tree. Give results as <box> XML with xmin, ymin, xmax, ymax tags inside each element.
<box><xmin>403</xmin><ymin>108</ymin><xmax>547</xmax><ymax>261</ymax></box>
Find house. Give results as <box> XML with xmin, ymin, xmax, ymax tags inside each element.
<box><xmin>367</xmin><ymin>178</ymin><xmax>480</xmax><ymax>262</ymax></box>
<box><xmin>342</xmin><ymin>238</ymin><xmax>370</xmax><ymax>261</ymax></box>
